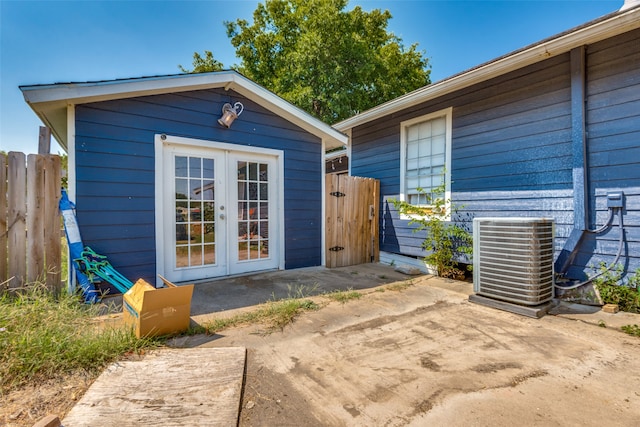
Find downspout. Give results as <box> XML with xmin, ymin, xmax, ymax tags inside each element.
<box><xmin>555</xmin><ymin>46</ymin><xmax>589</xmax><ymax>274</ymax></box>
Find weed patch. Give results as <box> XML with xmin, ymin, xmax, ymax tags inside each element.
<box><xmin>0</xmin><ymin>283</ymin><xmax>159</xmax><ymax>393</ymax></box>
<box><xmin>621</xmin><ymin>324</ymin><xmax>640</xmax><ymax>337</ymax></box>
<box><xmin>325</xmin><ymin>289</ymin><xmax>362</xmax><ymax>304</ymax></box>
<box><xmin>203</xmin><ymin>298</ymin><xmax>319</xmax><ymax>334</ymax></box>
<box><xmin>386</xmin><ymin>281</ymin><xmax>414</xmax><ymax>292</ymax></box>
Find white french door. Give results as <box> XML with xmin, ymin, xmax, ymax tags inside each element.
<box><xmin>160</xmin><ymin>140</ymin><xmax>281</xmax><ymax>283</ymax></box>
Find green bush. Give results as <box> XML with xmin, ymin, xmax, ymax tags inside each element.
<box><xmin>392</xmin><ymin>179</ymin><xmax>472</xmax><ymax>278</ymax></box>
<box><xmin>592</xmin><ymin>263</ymin><xmax>640</xmax><ymax>313</ymax></box>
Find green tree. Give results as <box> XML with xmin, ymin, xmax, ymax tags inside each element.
<box><xmin>179</xmin><ymin>50</ymin><xmax>225</xmax><ymax>73</ymax></box>
<box><xmin>184</xmin><ymin>0</ymin><xmax>430</xmax><ymax>124</ymax></box>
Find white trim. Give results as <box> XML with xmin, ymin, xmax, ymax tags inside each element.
<box><xmin>65</xmin><ymin>104</ymin><xmax>77</xmax><ymax>293</ymax></box>
<box><xmin>277</xmin><ymin>152</ymin><xmax>285</xmax><ymax>271</ymax></box>
<box><xmin>321</xmin><ymin>139</ymin><xmax>327</xmax><ymax>267</ymax></box>
<box><xmin>334</xmin><ymin>7</ymin><xmax>640</xmax><ymax>132</ymax></box>
<box><xmin>345</xmin><ymin>128</ymin><xmax>352</xmax><ymax>176</ymax></box>
<box><xmin>66</xmin><ymin>104</ymin><xmax>76</xmax><ymax>201</ymax></box>
<box><xmin>399</xmin><ymin>107</ymin><xmax>453</xmax><ymax>220</ymax></box>
<box><xmin>154</xmin><ymin>135</ymin><xmax>165</xmax><ymax>286</ymax></box>
<box><xmin>21</xmin><ymin>71</ymin><xmax>347</xmax><ymax>151</ymax></box>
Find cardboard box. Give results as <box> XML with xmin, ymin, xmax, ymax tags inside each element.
<box><xmin>123</xmin><ymin>276</ymin><xmax>194</xmax><ymax>338</ymax></box>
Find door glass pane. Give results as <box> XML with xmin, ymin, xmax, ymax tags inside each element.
<box><xmin>236</xmin><ymin>160</ymin><xmax>269</xmax><ymax>261</ymax></box>
<box><xmin>174</xmin><ymin>155</ymin><xmax>217</xmax><ymax>268</ymax></box>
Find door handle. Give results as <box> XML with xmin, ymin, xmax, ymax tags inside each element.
<box><xmin>219</xmin><ymin>214</ymin><xmax>225</xmax><ymax>220</ymax></box>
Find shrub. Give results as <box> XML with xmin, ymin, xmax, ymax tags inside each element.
<box><xmin>392</xmin><ymin>179</ymin><xmax>472</xmax><ymax>278</ymax></box>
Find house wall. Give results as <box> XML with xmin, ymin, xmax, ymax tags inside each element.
<box><xmin>74</xmin><ymin>88</ymin><xmax>323</xmax><ymax>284</ymax></box>
<box><xmin>351</xmin><ymin>27</ymin><xmax>640</xmax><ymax>282</ymax></box>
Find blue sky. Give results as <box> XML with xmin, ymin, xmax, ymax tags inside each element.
<box><xmin>0</xmin><ymin>0</ymin><xmax>622</xmax><ymax>154</ymax></box>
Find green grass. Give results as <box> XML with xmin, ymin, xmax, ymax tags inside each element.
<box><xmin>386</xmin><ymin>280</ymin><xmax>414</xmax><ymax>292</ymax></box>
<box><xmin>0</xmin><ymin>283</ymin><xmax>160</xmax><ymax>393</ymax></box>
<box><xmin>325</xmin><ymin>289</ymin><xmax>363</xmax><ymax>303</ymax></box>
<box><xmin>621</xmin><ymin>324</ymin><xmax>640</xmax><ymax>337</ymax></box>
<box><xmin>202</xmin><ymin>298</ymin><xmax>319</xmax><ymax>334</ymax></box>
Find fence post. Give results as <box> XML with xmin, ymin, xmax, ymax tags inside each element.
<box><xmin>27</xmin><ymin>155</ymin><xmax>46</xmax><ymax>283</ymax></box>
<box><xmin>44</xmin><ymin>155</ymin><xmax>62</xmax><ymax>292</ymax></box>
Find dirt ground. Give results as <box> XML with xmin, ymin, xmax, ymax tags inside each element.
<box><xmin>3</xmin><ymin>272</ymin><xmax>640</xmax><ymax>426</ymax></box>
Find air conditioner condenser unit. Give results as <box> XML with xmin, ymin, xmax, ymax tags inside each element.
<box><xmin>473</xmin><ymin>218</ymin><xmax>554</xmax><ymax>307</ymax></box>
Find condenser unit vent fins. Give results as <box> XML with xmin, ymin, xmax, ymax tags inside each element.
<box><xmin>473</xmin><ymin>218</ymin><xmax>554</xmax><ymax>306</ymax></box>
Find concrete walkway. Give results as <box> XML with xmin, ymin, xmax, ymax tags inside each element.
<box><xmin>80</xmin><ymin>263</ymin><xmax>640</xmax><ymax>426</ymax></box>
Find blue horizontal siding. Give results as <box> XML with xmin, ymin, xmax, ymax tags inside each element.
<box><xmin>75</xmin><ymin>87</ymin><xmax>323</xmax><ymax>284</ymax></box>
<box><xmin>351</xmin><ymin>28</ymin><xmax>640</xmax><ymax>280</ymax></box>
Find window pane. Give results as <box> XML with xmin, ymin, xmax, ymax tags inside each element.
<box><xmin>407</xmin><ymin>141</ymin><xmax>419</xmax><ymax>159</ymax></box>
<box><xmin>176</xmin><ymin>246</ymin><xmax>188</xmax><ymax>268</ymax></box>
<box><xmin>201</xmin><ymin>180</ymin><xmax>214</xmax><ymax>201</ymax></box>
<box><xmin>259</xmin><ymin>183</ymin><xmax>268</xmax><ymax>200</ymax></box>
<box><xmin>190</xmin><ymin>245</ymin><xmax>202</xmax><ymax>266</ymax></box>
<box><xmin>189</xmin><ymin>157</ymin><xmax>201</xmax><ymax>178</ymax></box>
<box><xmin>204</xmin><ymin>244</ymin><xmax>215</xmax><ymax>265</ymax></box>
<box><xmin>175</xmin><ymin>179</ymin><xmax>188</xmax><ymax>199</ymax></box>
<box><xmin>203</xmin><ymin>158</ymin><xmax>214</xmax><ymax>179</ymax></box>
<box><xmin>432</xmin><ymin>117</ymin><xmax>446</xmax><ymax>135</ymax></box>
<box><xmin>190</xmin><ymin>179</ymin><xmax>202</xmax><ymax>200</ymax></box>
<box><xmin>237</xmin><ymin>161</ymin><xmax>247</xmax><ymax>180</ymax></box>
<box><xmin>259</xmin><ymin>163</ymin><xmax>268</xmax><ymax>181</ymax></box>
<box><xmin>175</xmin><ymin>156</ymin><xmax>188</xmax><ymax>177</ymax></box>
<box><xmin>418</xmin><ymin>121</ymin><xmax>432</xmax><ymax>139</ymax></box>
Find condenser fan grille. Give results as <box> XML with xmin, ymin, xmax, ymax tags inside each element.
<box><xmin>473</xmin><ymin>219</ymin><xmax>554</xmax><ymax>305</ymax></box>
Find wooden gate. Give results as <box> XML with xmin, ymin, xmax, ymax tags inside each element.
<box><xmin>325</xmin><ymin>175</ymin><xmax>380</xmax><ymax>268</ymax></box>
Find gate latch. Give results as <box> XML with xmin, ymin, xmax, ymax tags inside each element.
<box><xmin>329</xmin><ymin>246</ymin><xmax>344</xmax><ymax>252</ymax></box>
<box><xmin>330</xmin><ymin>191</ymin><xmax>346</xmax><ymax>197</ymax></box>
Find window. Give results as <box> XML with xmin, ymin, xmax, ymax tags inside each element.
<box><xmin>400</xmin><ymin>107</ymin><xmax>452</xmax><ymax>212</ymax></box>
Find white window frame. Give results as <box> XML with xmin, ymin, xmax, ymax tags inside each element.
<box><xmin>399</xmin><ymin>107</ymin><xmax>452</xmax><ymax>220</ymax></box>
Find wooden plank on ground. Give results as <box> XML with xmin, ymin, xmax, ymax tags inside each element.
<box><xmin>63</xmin><ymin>347</ymin><xmax>246</xmax><ymax>427</ymax></box>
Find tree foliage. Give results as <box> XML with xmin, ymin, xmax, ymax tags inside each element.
<box><xmin>183</xmin><ymin>0</ymin><xmax>430</xmax><ymax>124</ymax></box>
<box><xmin>179</xmin><ymin>50</ymin><xmax>225</xmax><ymax>73</ymax></box>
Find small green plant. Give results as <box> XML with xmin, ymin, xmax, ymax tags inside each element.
<box><xmin>592</xmin><ymin>263</ymin><xmax>640</xmax><ymax>313</ymax></box>
<box><xmin>621</xmin><ymin>324</ymin><xmax>640</xmax><ymax>337</ymax></box>
<box><xmin>325</xmin><ymin>289</ymin><xmax>362</xmax><ymax>303</ymax></box>
<box><xmin>392</xmin><ymin>178</ymin><xmax>472</xmax><ymax>278</ymax></box>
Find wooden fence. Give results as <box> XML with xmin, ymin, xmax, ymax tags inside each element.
<box><xmin>1</xmin><ymin>152</ymin><xmax>62</xmax><ymax>291</ymax></box>
<box><xmin>325</xmin><ymin>175</ymin><xmax>380</xmax><ymax>268</ymax></box>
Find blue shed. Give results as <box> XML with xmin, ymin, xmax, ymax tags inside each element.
<box><xmin>21</xmin><ymin>71</ymin><xmax>347</xmax><ymax>287</ymax></box>
<box><xmin>334</xmin><ymin>6</ymin><xmax>640</xmax><ymax>288</ymax></box>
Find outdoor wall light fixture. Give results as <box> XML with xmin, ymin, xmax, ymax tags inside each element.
<box><xmin>218</xmin><ymin>102</ymin><xmax>244</xmax><ymax>128</ymax></box>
